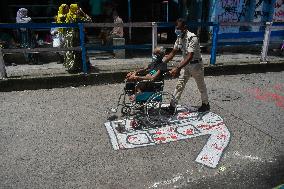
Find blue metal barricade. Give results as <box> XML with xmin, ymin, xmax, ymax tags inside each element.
<box><xmin>1</xmin><ymin>22</ymin><xmax>283</xmax><ymax>75</ymax></box>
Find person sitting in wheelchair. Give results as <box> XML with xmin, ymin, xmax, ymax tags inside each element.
<box><xmin>125</xmin><ymin>46</ymin><xmax>167</xmax><ymax>100</ymax></box>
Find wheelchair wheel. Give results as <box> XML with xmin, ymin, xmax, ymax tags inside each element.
<box><xmin>145</xmin><ymin>91</ymin><xmax>177</xmax><ymax>126</ymax></box>
<box><xmin>131</xmin><ymin>113</ymin><xmax>148</xmax><ymax>130</ymax></box>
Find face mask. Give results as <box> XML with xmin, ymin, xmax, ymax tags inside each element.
<box><xmin>175</xmin><ymin>29</ymin><xmax>182</xmax><ymax>37</ymax></box>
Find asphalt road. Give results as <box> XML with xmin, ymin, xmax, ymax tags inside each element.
<box><xmin>0</xmin><ymin>72</ymin><xmax>283</xmax><ymax>188</ymax></box>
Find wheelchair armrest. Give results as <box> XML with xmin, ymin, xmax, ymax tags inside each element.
<box><xmin>136</xmin><ymin>80</ymin><xmax>164</xmax><ymax>92</ymax></box>
<box><xmin>153</xmin><ymin>81</ymin><xmax>164</xmax><ymax>85</ymax></box>
<box><xmin>136</xmin><ymin>80</ymin><xmax>164</xmax><ymax>85</ymax></box>
<box><xmin>136</xmin><ymin>80</ymin><xmax>150</xmax><ymax>84</ymax></box>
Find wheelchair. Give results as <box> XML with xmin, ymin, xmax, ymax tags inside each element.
<box><xmin>111</xmin><ymin>80</ymin><xmax>177</xmax><ymax>129</ymax></box>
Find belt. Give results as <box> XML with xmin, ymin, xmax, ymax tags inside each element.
<box><xmin>190</xmin><ymin>58</ymin><xmax>202</xmax><ymax>64</ymax></box>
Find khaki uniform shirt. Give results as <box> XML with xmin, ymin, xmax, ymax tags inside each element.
<box><xmin>173</xmin><ymin>31</ymin><xmax>202</xmax><ymax>61</ymax></box>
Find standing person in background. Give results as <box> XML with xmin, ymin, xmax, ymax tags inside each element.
<box><xmin>53</xmin><ymin>4</ymin><xmax>69</xmax><ymax>64</ymax></box>
<box><xmin>16</xmin><ymin>8</ymin><xmax>36</xmax><ymax>64</ymax></box>
<box><xmin>50</xmin><ymin>16</ymin><xmax>64</xmax><ymax>64</ymax></box>
<box><xmin>163</xmin><ymin>18</ymin><xmax>210</xmax><ymax>112</ymax></box>
<box><xmin>64</xmin><ymin>4</ymin><xmax>92</xmax><ymax>73</ymax></box>
<box><xmin>57</xmin><ymin>4</ymin><xmax>69</xmax><ymax>24</ymax></box>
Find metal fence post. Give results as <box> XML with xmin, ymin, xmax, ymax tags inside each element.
<box><xmin>0</xmin><ymin>49</ymin><xmax>7</xmax><ymax>79</ymax></box>
<box><xmin>210</xmin><ymin>23</ymin><xmax>219</xmax><ymax>65</ymax></box>
<box><xmin>129</xmin><ymin>23</ymin><xmax>132</xmax><ymax>41</ymax></box>
<box><xmin>79</xmin><ymin>23</ymin><xmax>87</xmax><ymax>74</ymax></box>
<box><xmin>152</xmin><ymin>22</ymin><xmax>158</xmax><ymax>53</ymax></box>
<box><xmin>128</xmin><ymin>0</ymin><xmax>132</xmax><ymax>42</ymax></box>
<box><xmin>260</xmin><ymin>22</ymin><xmax>272</xmax><ymax>63</ymax></box>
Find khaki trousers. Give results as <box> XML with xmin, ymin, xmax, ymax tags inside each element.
<box><xmin>173</xmin><ymin>62</ymin><xmax>209</xmax><ymax>104</ymax></box>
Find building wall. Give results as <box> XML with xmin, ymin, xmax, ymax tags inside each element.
<box><xmin>273</xmin><ymin>0</ymin><xmax>284</xmax><ymax>22</ymax></box>
<box><xmin>208</xmin><ymin>0</ymin><xmax>282</xmax><ymax>33</ymax></box>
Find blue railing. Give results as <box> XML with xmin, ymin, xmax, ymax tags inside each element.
<box><xmin>0</xmin><ymin>23</ymin><xmax>78</xmax><ymax>29</ymax></box>
<box><xmin>0</xmin><ymin>22</ymin><xmax>283</xmax><ymax>74</ymax></box>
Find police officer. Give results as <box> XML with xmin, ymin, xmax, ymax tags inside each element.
<box><xmin>163</xmin><ymin>18</ymin><xmax>210</xmax><ymax>112</ymax></box>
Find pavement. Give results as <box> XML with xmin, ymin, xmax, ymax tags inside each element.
<box><xmin>0</xmin><ymin>72</ymin><xmax>283</xmax><ymax>188</ymax></box>
<box><xmin>1</xmin><ymin>47</ymin><xmax>284</xmax><ymax>188</ymax></box>
<box><xmin>0</xmin><ymin>50</ymin><xmax>284</xmax><ymax>91</ymax></box>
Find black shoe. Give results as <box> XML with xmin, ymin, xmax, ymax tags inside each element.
<box><xmin>198</xmin><ymin>103</ymin><xmax>210</xmax><ymax>112</ymax></box>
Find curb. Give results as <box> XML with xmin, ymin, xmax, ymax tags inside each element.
<box><xmin>205</xmin><ymin>62</ymin><xmax>284</xmax><ymax>76</ymax></box>
<box><xmin>1</xmin><ymin>62</ymin><xmax>284</xmax><ymax>92</ymax></box>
